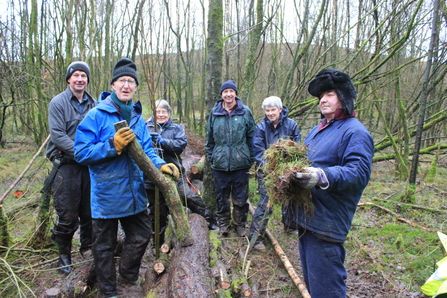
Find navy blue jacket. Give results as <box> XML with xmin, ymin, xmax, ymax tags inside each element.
<box><xmin>284</xmin><ymin>116</ymin><xmax>374</xmax><ymax>241</ymax></box>
<box><xmin>253</xmin><ymin>106</ymin><xmax>301</xmax><ymax>167</ymax></box>
<box><xmin>144</xmin><ymin>118</ymin><xmax>187</xmax><ymax>189</ymax></box>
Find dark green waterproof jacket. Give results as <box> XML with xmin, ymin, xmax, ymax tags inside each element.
<box><xmin>205</xmin><ymin>98</ymin><xmax>255</xmax><ymax>171</ymax></box>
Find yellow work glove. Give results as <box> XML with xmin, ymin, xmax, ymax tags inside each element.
<box><xmin>160</xmin><ymin>163</ymin><xmax>180</xmax><ymax>180</ymax></box>
<box><xmin>114</xmin><ymin>127</ymin><xmax>136</xmax><ymax>155</ymax></box>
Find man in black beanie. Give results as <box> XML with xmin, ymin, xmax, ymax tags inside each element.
<box><xmin>46</xmin><ymin>61</ymin><xmax>95</xmax><ymax>275</ymax></box>
<box><xmin>282</xmin><ymin>68</ymin><xmax>374</xmax><ymax>297</ymax></box>
<box><xmin>205</xmin><ymin>80</ymin><xmax>256</xmax><ymax>237</ymax></box>
<box><xmin>74</xmin><ymin>58</ymin><xmax>179</xmax><ymax>298</ymax></box>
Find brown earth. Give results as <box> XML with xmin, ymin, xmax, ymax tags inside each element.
<box><xmin>2</xmin><ymin>129</ymin><xmax>427</xmax><ymax>298</ymax></box>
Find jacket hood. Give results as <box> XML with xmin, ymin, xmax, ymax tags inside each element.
<box><xmin>263</xmin><ymin>105</ymin><xmax>290</xmax><ymax>126</ymax></box>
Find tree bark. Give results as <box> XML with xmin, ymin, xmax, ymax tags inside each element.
<box><xmin>114</xmin><ymin>121</ymin><xmax>193</xmax><ymax>247</ymax></box>
<box><xmin>145</xmin><ymin>214</ymin><xmax>213</xmax><ymax>297</ymax></box>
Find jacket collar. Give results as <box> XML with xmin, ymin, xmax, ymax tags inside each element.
<box><xmin>213</xmin><ymin>97</ymin><xmax>245</xmax><ymax>116</ymax></box>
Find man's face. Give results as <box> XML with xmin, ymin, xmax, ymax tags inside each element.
<box><xmin>155</xmin><ymin>108</ymin><xmax>169</xmax><ymax>124</ymax></box>
<box><xmin>264</xmin><ymin>106</ymin><xmax>281</xmax><ymax>124</ymax></box>
<box><xmin>67</xmin><ymin>70</ymin><xmax>88</xmax><ymax>93</ymax></box>
<box><xmin>319</xmin><ymin>90</ymin><xmax>343</xmax><ymax>120</ymax></box>
<box><xmin>221</xmin><ymin>89</ymin><xmax>237</xmax><ymax>105</ymax></box>
<box><xmin>111</xmin><ymin>76</ymin><xmax>137</xmax><ymax>103</ymax></box>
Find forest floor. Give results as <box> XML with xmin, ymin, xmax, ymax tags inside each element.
<box><xmin>1</xmin><ymin>129</ymin><xmax>445</xmax><ymax>297</ymax></box>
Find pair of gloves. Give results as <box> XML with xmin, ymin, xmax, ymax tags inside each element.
<box><xmin>113</xmin><ymin>127</ymin><xmax>179</xmax><ymax>180</ymax></box>
<box><xmin>296</xmin><ymin>167</ymin><xmax>329</xmax><ymax>189</ymax></box>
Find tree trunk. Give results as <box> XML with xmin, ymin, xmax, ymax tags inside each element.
<box><xmin>145</xmin><ymin>213</ymin><xmax>213</xmax><ymax>297</ymax></box>
<box><xmin>114</xmin><ymin>121</ymin><xmax>193</xmax><ymax>247</ymax></box>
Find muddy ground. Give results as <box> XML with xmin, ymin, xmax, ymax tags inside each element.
<box><xmin>4</xmin><ymin>129</ymin><xmax>427</xmax><ymax>298</ymax></box>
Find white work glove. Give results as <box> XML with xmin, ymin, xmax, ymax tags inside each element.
<box><xmin>296</xmin><ymin>167</ymin><xmax>329</xmax><ymax>189</ymax></box>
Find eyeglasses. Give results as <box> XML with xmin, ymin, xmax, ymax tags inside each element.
<box><xmin>116</xmin><ymin>78</ymin><xmax>136</xmax><ymax>86</ymax></box>
<box><xmin>156</xmin><ymin>110</ymin><xmax>169</xmax><ymax>115</ymax></box>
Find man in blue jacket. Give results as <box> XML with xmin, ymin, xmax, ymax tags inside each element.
<box><xmin>284</xmin><ymin>68</ymin><xmax>374</xmax><ymax>297</ymax></box>
<box><xmin>74</xmin><ymin>58</ymin><xmax>179</xmax><ymax>298</ymax></box>
<box><xmin>205</xmin><ymin>80</ymin><xmax>256</xmax><ymax>237</ymax></box>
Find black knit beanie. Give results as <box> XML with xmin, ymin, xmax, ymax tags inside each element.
<box><xmin>66</xmin><ymin>61</ymin><xmax>90</xmax><ymax>83</ymax></box>
<box><xmin>220</xmin><ymin>80</ymin><xmax>238</xmax><ymax>95</ymax></box>
<box><xmin>110</xmin><ymin>58</ymin><xmax>139</xmax><ymax>86</ymax></box>
<box><xmin>308</xmin><ymin>68</ymin><xmax>357</xmax><ymax>115</ymax></box>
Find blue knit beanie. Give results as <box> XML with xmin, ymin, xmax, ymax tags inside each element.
<box><xmin>220</xmin><ymin>80</ymin><xmax>238</xmax><ymax>94</ymax></box>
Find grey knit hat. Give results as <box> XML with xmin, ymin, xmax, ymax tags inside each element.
<box><xmin>220</xmin><ymin>80</ymin><xmax>238</xmax><ymax>95</ymax></box>
<box><xmin>308</xmin><ymin>68</ymin><xmax>357</xmax><ymax>115</ymax></box>
<box><xmin>111</xmin><ymin>58</ymin><xmax>139</xmax><ymax>86</ymax></box>
<box><xmin>66</xmin><ymin>61</ymin><xmax>90</xmax><ymax>83</ymax></box>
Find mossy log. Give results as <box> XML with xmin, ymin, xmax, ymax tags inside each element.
<box><xmin>145</xmin><ymin>214</ymin><xmax>213</xmax><ymax>297</ymax></box>
<box><xmin>187</xmin><ymin>156</ymin><xmax>205</xmax><ymax>180</ymax></box>
<box><xmin>153</xmin><ymin>252</ymin><xmax>170</xmax><ymax>275</ymax></box>
<box><xmin>114</xmin><ymin>121</ymin><xmax>193</xmax><ymax>247</ymax></box>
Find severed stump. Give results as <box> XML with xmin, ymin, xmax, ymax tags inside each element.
<box><xmin>145</xmin><ymin>213</ymin><xmax>213</xmax><ymax>297</ymax></box>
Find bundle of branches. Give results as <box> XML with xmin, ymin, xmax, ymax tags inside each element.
<box><xmin>262</xmin><ymin>139</ymin><xmax>313</xmax><ymax>212</ymax></box>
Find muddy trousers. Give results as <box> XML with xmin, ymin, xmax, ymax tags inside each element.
<box><xmin>249</xmin><ymin>171</ymin><xmax>271</xmax><ymax>243</ymax></box>
<box><xmin>51</xmin><ymin>163</ymin><xmax>92</xmax><ymax>254</ymax></box>
<box><xmin>212</xmin><ymin>169</ymin><xmax>249</xmax><ymax>228</ymax></box>
<box><xmin>298</xmin><ymin>229</ymin><xmax>347</xmax><ymax>298</ymax></box>
<box><xmin>92</xmin><ymin>211</ymin><xmax>151</xmax><ymax>298</ymax></box>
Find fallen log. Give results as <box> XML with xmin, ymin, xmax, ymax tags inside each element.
<box><xmin>160</xmin><ymin>215</ymin><xmax>175</xmax><ymax>254</ymax></box>
<box><xmin>187</xmin><ymin>156</ymin><xmax>205</xmax><ymax>181</ymax></box>
<box><xmin>153</xmin><ymin>251</ymin><xmax>170</xmax><ymax>275</ymax></box>
<box><xmin>114</xmin><ymin>121</ymin><xmax>193</xmax><ymax>247</ymax></box>
<box><xmin>145</xmin><ymin>213</ymin><xmax>213</xmax><ymax>297</ymax></box>
<box><xmin>238</xmin><ymin>282</ymin><xmax>252</xmax><ymax>297</ymax></box>
<box><xmin>216</xmin><ymin>260</ymin><xmax>231</xmax><ymax>290</ymax></box>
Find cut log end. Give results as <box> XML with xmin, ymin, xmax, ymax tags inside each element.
<box><xmin>154</xmin><ymin>262</ymin><xmax>165</xmax><ymax>275</ymax></box>
<box><xmin>160</xmin><ymin>244</ymin><xmax>170</xmax><ymax>254</ymax></box>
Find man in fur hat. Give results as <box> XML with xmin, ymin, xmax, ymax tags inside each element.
<box><xmin>282</xmin><ymin>68</ymin><xmax>374</xmax><ymax>297</ymax></box>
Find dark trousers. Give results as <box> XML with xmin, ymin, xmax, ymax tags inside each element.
<box><xmin>92</xmin><ymin>211</ymin><xmax>151</xmax><ymax>298</ymax></box>
<box><xmin>298</xmin><ymin>229</ymin><xmax>347</xmax><ymax>298</ymax></box>
<box><xmin>51</xmin><ymin>163</ymin><xmax>92</xmax><ymax>252</ymax></box>
<box><xmin>249</xmin><ymin>171</ymin><xmax>272</xmax><ymax>242</ymax></box>
<box><xmin>147</xmin><ymin>176</ymin><xmax>215</xmax><ymax>238</ymax></box>
<box><xmin>212</xmin><ymin>169</ymin><xmax>249</xmax><ymax>227</ymax></box>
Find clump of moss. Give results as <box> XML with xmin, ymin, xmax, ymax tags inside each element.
<box><xmin>262</xmin><ymin>139</ymin><xmax>312</xmax><ymax>211</ymax></box>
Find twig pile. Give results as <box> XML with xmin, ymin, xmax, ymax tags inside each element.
<box><xmin>262</xmin><ymin>139</ymin><xmax>313</xmax><ymax>210</ymax></box>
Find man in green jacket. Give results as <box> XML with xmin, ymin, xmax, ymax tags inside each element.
<box><xmin>205</xmin><ymin>80</ymin><xmax>256</xmax><ymax>237</ymax></box>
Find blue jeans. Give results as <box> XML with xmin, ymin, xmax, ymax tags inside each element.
<box><xmin>298</xmin><ymin>228</ymin><xmax>347</xmax><ymax>298</ymax></box>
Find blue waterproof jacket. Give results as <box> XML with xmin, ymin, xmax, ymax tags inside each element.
<box><xmin>284</xmin><ymin>117</ymin><xmax>374</xmax><ymax>241</ymax></box>
<box><xmin>205</xmin><ymin>98</ymin><xmax>255</xmax><ymax>171</ymax></box>
<box><xmin>74</xmin><ymin>95</ymin><xmax>166</xmax><ymax>219</ymax></box>
<box><xmin>253</xmin><ymin>106</ymin><xmax>301</xmax><ymax>167</ymax></box>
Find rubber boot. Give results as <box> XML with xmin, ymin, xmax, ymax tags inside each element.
<box><xmin>57</xmin><ymin>242</ymin><xmax>73</xmax><ymax>275</ymax></box>
<box><xmin>204</xmin><ymin>209</ymin><xmax>219</xmax><ymax>230</ymax></box>
<box><xmin>51</xmin><ymin>229</ymin><xmax>73</xmax><ymax>275</ymax></box>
